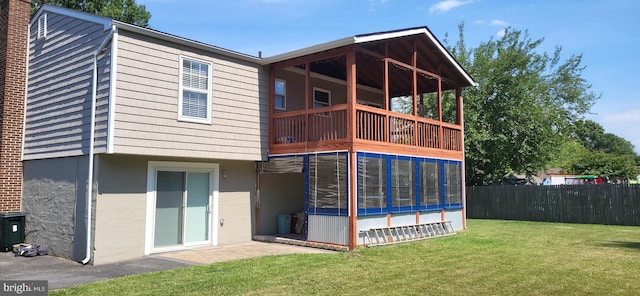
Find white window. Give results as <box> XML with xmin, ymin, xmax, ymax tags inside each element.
<box><xmin>313</xmin><ymin>87</ymin><xmax>331</xmax><ymax>108</ymax></box>
<box><xmin>179</xmin><ymin>57</ymin><xmax>212</xmax><ymax>123</ymax></box>
<box><xmin>275</xmin><ymin>79</ymin><xmax>286</xmax><ymax>110</ymax></box>
<box><xmin>37</xmin><ymin>14</ymin><xmax>47</xmax><ymax>39</ymax></box>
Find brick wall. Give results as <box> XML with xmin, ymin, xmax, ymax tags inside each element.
<box><xmin>0</xmin><ymin>0</ymin><xmax>30</xmax><ymax>213</ymax></box>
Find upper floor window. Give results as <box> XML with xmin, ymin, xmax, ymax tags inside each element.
<box><xmin>37</xmin><ymin>14</ymin><xmax>47</xmax><ymax>39</ymax></box>
<box><xmin>313</xmin><ymin>87</ymin><xmax>330</xmax><ymax>108</ymax></box>
<box><xmin>179</xmin><ymin>57</ymin><xmax>212</xmax><ymax>123</ymax></box>
<box><xmin>275</xmin><ymin>79</ymin><xmax>286</xmax><ymax>110</ymax></box>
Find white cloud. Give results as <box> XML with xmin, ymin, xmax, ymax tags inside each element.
<box><xmin>490</xmin><ymin>19</ymin><xmax>509</xmax><ymax>26</ymax></box>
<box><xmin>496</xmin><ymin>29</ymin><xmax>506</xmax><ymax>38</ymax></box>
<box><xmin>429</xmin><ymin>0</ymin><xmax>472</xmax><ymax>14</ymax></box>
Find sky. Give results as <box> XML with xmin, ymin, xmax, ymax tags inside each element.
<box><xmin>137</xmin><ymin>0</ymin><xmax>640</xmax><ymax>153</ymax></box>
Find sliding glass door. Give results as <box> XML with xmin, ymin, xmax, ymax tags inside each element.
<box><xmin>154</xmin><ymin>171</ymin><xmax>211</xmax><ymax>249</ymax></box>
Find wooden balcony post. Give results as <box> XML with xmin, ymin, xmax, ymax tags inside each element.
<box><xmin>347</xmin><ymin>52</ymin><xmax>357</xmax><ymax>143</ymax></box>
<box><xmin>305</xmin><ymin>63</ymin><xmax>310</xmax><ymax>143</ymax></box>
<box><xmin>437</xmin><ymin>78</ymin><xmax>443</xmax><ymax>149</ymax></box>
<box><xmin>384</xmin><ymin>58</ymin><xmax>389</xmax><ymax>143</ymax></box>
<box><xmin>412</xmin><ymin>39</ymin><xmax>418</xmax><ymax>147</ymax></box>
<box><xmin>346</xmin><ymin>49</ymin><xmax>358</xmax><ymax>250</ymax></box>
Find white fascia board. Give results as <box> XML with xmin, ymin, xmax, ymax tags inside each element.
<box><xmin>31</xmin><ymin>4</ymin><xmax>112</xmax><ymax>31</ymax></box>
<box><xmin>260</xmin><ymin>37</ymin><xmax>355</xmax><ymax>65</ymax></box>
<box><xmin>353</xmin><ymin>27</ymin><xmax>427</xmax><ymax>44</ymax></box>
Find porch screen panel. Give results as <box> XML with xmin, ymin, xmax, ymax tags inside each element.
<box><xmin>259</xmin><ymin>156</ymin><xmax>304</xmax><ymax>173</ymax></box>
<box><xmin>309</xmin><ymin>153</ymin><xmax>347</xmax><ymax>215</ymax></box>
<box><xmin>421</xmin><ymin>161</ymin><xmax>440</xmax><ymax>208</ymax></box>
<box><xmin>444</xmin><ymin>162</ymin><xmax>462</xmax><ymax>206</ymax></box>
<box><xmin>391</xmin><ymin>158</ymin><xmax>415</xmax><ymax>211</ymax></box>
<box><xmin>358</xmin><ymin>154</ymin><xmax>386</xmax><ymax>213</ymax></box>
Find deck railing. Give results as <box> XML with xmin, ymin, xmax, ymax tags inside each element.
<box><xmin>273</xmin><ymin>105</ymin><xmax>347</xmax><ymax>144</ymax></box>
<box><xmin>272</xmin><ymin>103</ymin><xmax>462</xmax><ymax>151</ymax></box>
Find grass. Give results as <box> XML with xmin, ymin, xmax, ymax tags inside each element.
<box><xmin>52</xmin><ymin>219</ymin><xmax>640</xmax><ymax>295</ymax></box>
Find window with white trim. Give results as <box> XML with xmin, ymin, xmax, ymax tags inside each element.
<box><xmin>37</xmin><ymin>14</ymin><xmax>47</xmax><ymax>39</ymax></box>
<box><xmin>179</xmin><ymin>57</ymin><xmax>212</xmax><ymax>123</ymax></box>
<box><xmin>313</xmin><ymin>87</ymin><xmax>331</xmax><ymax>108</ymax></box>
<box><xmin>275</xmin><ymin>79</ymin><xmax>286</xmax><ymax>110</ymax></box>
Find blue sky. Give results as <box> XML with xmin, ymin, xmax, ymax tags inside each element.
<box><xmin>138</xmin><ymin>0</ymin><xmax>640</xmax><ymax>153</ymax></box>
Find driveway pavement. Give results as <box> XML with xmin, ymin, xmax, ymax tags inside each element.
<box><xmin>0</xmin><ymin>241</ymin><xmax>334</xmax><ymax>290</ymax></box>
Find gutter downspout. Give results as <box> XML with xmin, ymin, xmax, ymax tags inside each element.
<box><xmin>81</xmin><ymin>25</ymin><xmax>116</xmax><ymax>265</ymax></box>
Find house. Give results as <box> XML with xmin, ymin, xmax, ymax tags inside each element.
<box><xmin>12</xmin><ymin>3</ymin><xmax>476</xmax><ymax>264</ymax></box>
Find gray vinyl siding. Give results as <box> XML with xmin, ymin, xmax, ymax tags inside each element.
<box><xmin>24</xmin><ymin>12</ymin><xmax>111</xmax><ymax>160</ymax></box>
<box><xmin>113</xmin><ymin>31</ymin><xmax>268</xmax><ymax>161</ymax></box>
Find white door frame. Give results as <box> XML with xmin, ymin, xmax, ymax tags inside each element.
<box><xmin>145</xmin><ymin>161</ymin><xmax>219</xmax><ymax>255</ymax></box>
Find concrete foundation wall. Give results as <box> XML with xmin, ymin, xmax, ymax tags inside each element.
<box><xmin>22</xmin><ymin>156</ymin><xmax>89</xmax><ymax>261</ymax></box>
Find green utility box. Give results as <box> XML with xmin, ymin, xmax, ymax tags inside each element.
<box><xmin>277</xmin><ymin>214</ymin><xmax>291</xmax><ymax>234</ymax></box>
<box><xmin>0</xmin><ymin>212</ymin><xmax>25</xmax><ymax>252</ymax></box>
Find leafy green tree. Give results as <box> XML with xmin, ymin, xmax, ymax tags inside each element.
<box><xmin>31</xmin><ymin>0</ymin><xmax>151</xmax><ymax>27</ymax></box>
<box><xmin>570</xmin><ymin>119</ymin><xmax>604</xmax><ymax>151</ymax></box>
<box><xmin>596</xmin><ymin>133</ymin><xmax>636</xmax><ymax>156</ymax></box>
<box><xmin>547</xmin><ymin>139</ymin><xmax>589</xmax><ymax>171</ymax></box>
<box><xmin>570</xmin><ymin>152</ymin><xmax>636</xmax><ymax>181</ymax></box>
<box><xmin>447</xmin><ymin>24</ymin><xmax>598</xmax><ymax>185</ymax></box>
<box><xmin>570</xmin><ymin>119</ymin><xmax>636</xmax><ymax>156</ymax></box>
<box><xmin>566</xmin><ymin>119</ymin><xmax>638</xmax><ymax>179</ymax></box>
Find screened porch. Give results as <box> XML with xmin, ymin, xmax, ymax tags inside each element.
<box><xmin>255</xmin><ymin>151</ymin><xmax>464</xmax><ymax>248</ymax></box>
<box><xmin>268</xmin><ymin>32</ymin><xmax>468</xmax><ymax>158</ymax></box>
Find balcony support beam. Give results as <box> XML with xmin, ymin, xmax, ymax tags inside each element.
<box><xmin>346</xmin><ymin>50</ymin><xmax>358</xmax><ymax>250</ymax></box>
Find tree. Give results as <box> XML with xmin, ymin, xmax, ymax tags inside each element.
<box><xmin>570</xmin><ymin>152</ymin><xmax>636</xmax><ymax>181</ymax></box>
<box><xmin>547</xmin><ymin>138</ymin><xmax>589</xmax><ymax>171</ymax></box>
<box><xmin>31</xmin><ymin>0</ymin><xmax>151</xmax><ymax>27</ymax></box>
<box><xmin>570</xmin><ymin>119</ymin><xmax>636</xmax><ymax>156</ymax></box>
<box><xmin>566</xmin><ymin>119</ymin><xmax>638</xmax><ymax>179</ymax></box>
<box><xmin>447</xmin><ymin>24</ymin><xmax>598</xmax><ymax>185</ymax></box>
<box><xmin>569</xmin><ymin>119</ymin><xmax>604</xmax><ymax>151</ymax></box>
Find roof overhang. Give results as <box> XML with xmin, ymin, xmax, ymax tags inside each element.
<box><xmin>261</xmin><ymin>27</ymin><xmax>477</xmax><ymax>87</ymax></box>
<box><xmin>31</xmin><ymin>6</ymin><xmax>475</xmax><ymax>86</ymax></box>
<box><xmin>32</xmin><ymin>5</ymin><xmax>261</xmax><ymax>64</ymax></box>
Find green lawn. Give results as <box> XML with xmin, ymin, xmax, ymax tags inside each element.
<box><xmin>53</xmin><ymin>219</ymin><xmax>640</xmax><ymax>295</ymax></box>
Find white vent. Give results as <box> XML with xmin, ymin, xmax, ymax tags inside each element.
<box><xmin>37</xmin><ymin>14</ymin><xmax>47</xmax><ymax>39</ymax></box>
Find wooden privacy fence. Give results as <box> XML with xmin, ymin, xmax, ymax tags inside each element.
<box><xmin>466</xmin><ymin>184</ymin><xmax>640</xmax><ymax>226</ymax></box>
